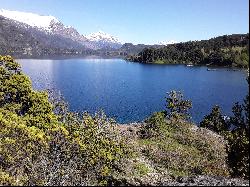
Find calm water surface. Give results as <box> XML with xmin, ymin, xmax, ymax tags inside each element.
<box><xmin>18</xmin><ymin>59</ymin><xmax>248</xmax><ymax>124</ymax></box>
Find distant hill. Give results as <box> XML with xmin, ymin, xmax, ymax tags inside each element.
<box><xmin>127</xmin><ymin>34</ymin><xmax>249</xmax><ymax>68</ymax></box>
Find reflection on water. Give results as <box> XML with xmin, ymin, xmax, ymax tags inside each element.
<box><xmin>18</xmin><ymin>58</ymin><xmax>248</xmax><ymax>124</ymax></box>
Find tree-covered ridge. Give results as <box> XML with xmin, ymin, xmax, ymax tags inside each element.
<box><xmin>127</xmin><ymin>34</ymin><xmax>249</xmax><ymax>68</ymax></box>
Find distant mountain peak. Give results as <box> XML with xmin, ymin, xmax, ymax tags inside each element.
<box><xmin>85</xmin><ymin>30</ymin><xmax>122</xmax><ymax>44</ymax></box>
<box><xmin>0</xmin><ymin>9</ymin><xmax>60</xmax><ymax>31</ymax></box>
<box><xmin>158</xmin><ymin>40</ymin><xmax>177</xmax><ymax>45</ymax></box>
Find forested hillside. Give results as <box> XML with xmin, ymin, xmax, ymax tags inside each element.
<box><xmin>127</xmin><ymin>34</ymin><xmax>249</xmax><ymax>68</ymax></box>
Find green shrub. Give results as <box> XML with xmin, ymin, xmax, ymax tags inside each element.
<box><xmin>133</xmin><ymin>163</ymin><xmax>150</xmax><ymax>176</ymax></box>
<box><xmin>227</xmin><ymin>94</ymin><xmax>249</xmax><ymax>179</ymax></box>
<box><xmin>0</xmin><ymin>55</ymin><xmax>130</xmax><ymax>185</ymax></box>
<box><xmin>140</xmin><ymin>111</ymin><xmax>167</xmax><ymax>138</ymax></box>
<box><xmin>165</xmin><ymin>90</ymin><xmax>192</xmax><ymax>121</ymax></box>
<box><xmin>200</xmin><ymin>105</ymin><xmax>229</xmax><ymax>134</ymax></box>
<box><xmin>200</xmin><ymin>91</ymin><xmax>249</xmax><ymax>178</ymax></box>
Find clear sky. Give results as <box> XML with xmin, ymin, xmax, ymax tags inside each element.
<box><xmin>1</xmin><ymin>0</ymin><xmax>249</xmax><ymax>44</ymax></box>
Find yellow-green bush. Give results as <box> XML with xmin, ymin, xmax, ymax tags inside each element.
<box><xmin>0</xmin><ymin>56</ymin><xmax>130</xmax><ymax>185</ymax></box>
<box><xmin>0</xmin><ymin>109</ymin><xmax>48</xmax><ymax>185</ymax></box>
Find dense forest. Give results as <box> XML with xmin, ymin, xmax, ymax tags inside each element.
<box><xmin>127</xmin><ymin>34</ymin><xmax>249</xmax><ymax>68</ymax></box>
<box><xmin>0</xmin><ymin>55</ymin><xmax>249</xmax><ymax>185</ymax></box>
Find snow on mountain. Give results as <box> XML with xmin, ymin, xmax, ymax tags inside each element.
<box><xmin>85</xmin><ymin>31</ymin><xmax>121</xmax><ymax>44</ymax></box>
<box><xmin>158</xmin><ymin>40</ymin><xmax>177</xmax><ymax>45</ymax></box>
<box><xmin>0</xmin><ymin>9</ymin><xmax>91</xmax><ymax>47</ymax></box>
<box><xmin>0</xmin><ymin>9</ymin><xmax>59</xmax><ymax>31</ymax></box>
<box><xmin>0</xmin><ymin>9</ymin><xmax>122</xmax><ymax>49</ymax></box>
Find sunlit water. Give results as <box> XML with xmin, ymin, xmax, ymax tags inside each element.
<box><xmin>18</xmin><ymin>58</ymin><xmax>248</xmax><ymax>124</ymax></box>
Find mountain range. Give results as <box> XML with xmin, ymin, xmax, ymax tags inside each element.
<box><xmin>0</xmin><ymin>9</ymin><xmax>133</xmax><ymax>57</ymax></box>
<box><xmin>2</xmin><ymin>9</ymin><xmax>244</xmax><ymax>60</ymax></box>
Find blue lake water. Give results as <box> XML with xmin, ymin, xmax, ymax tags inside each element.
<box><xmin>18</xmin><ymin>58</ymin><xmax>248</xmax><ymax>124</ymax></box>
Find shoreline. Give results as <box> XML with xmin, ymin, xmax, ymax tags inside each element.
<box><xmin>15</xmin><ymin>55</ymin><xmax>248</xmax><ymax>70</ymax></box>
<box><xmin>127</xmin><ymin>60</ymin><xmax>248</xmax><ymax>69</ymax></box>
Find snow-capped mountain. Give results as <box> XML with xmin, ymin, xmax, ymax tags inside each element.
<box><xmin>158</xmin><ymin>40</ymin><xmax>177</xmax><ymax>45</ymax></box>
<box><xmin>85</xmin><ymin>31</ymin><xmax>122</xmax><ymax>49</ymax></box>
<box><xmin>86</xmin><ymin>31</ymin><xmax>121</xmax><ymax>43</ymax></box>
<box><xmin>0</xmin><ymin>14</ymin><xmax>92</xmax><ymax>58</ymax></box>
<box><xmin>0</xmin><ymin>9</ymin><xmax>88</xmax><ymax>44</ymax></box>
<box><xmin>0</xmin><ymin>9</ymin><xmax>59</xmax><ymax>32</ymax></box>
<box><xmin>0</xmin><ymin>9</ymin><xmax>122</xmax><ymax>50</ymax></box>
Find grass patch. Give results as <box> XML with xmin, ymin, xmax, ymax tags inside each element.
<box><xmin>133</xmin><ymin>163</ymin><xmax>150</xmax><ymax>177</ymax></box>
<box><xmin>154</xmin><ymin>59</ymin><xmax>165</xmax><ymax>64</ymax></box>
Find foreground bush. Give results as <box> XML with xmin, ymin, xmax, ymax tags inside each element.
<box><xmin>0</xmin><ymin>55</ymin><xmax>130</xmax><ymax>185</ymax></box>
<box><xmin>200</xmin><ymin>105</ymin><xmax>229</xmax><ymax>134</ymax></box>
<box><xmin>200</xmin><ymin>90</ymin><xmax>249</xmax><ymax>179</ymax></box>
<box><xmin>227</xmin><ymin>94</ymin><xmax>249</xmax><ymax>178</ymax></box>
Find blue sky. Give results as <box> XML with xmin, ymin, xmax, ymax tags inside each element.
<box><xmin>1</xmin><ymin>0</ymin><xmax>249</xmax><ymax>44</ymax></box>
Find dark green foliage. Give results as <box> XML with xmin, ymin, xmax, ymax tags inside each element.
<box><xmin>140</xmin><ymin>91</ymin><xmax>192</xmax><ymax>139</ymax></box>
<box><xmin>128</xmin><ymin>34</ymin><xmax>249</xmax><ymax>68</ymax></box>
<box><xmin>140</xmin><ymin>111</ymin><xmax>167</xmax><ymax>138</ymax></box>
<box><xmin>227</xmin><ymin>94</ymin><xmax>249</xmax><ymax>178</ymax></box>
<box><xmin>200</xmin><ymin>90</ymin><xmax>249</xmax><ymax>178</ymax></box>
<box><xmin>200</xmin><ymin>105</ymin><xmax>229</xmax><ymax>134</ymax></box>
<box><xmin>230</xmin><ymin>95</ymin><xmax>249</xmax><ymax>130</ymax></box>
<box><xmin>165</xmin><ymin>90</ymin><xmax>192</xmax><ymax>121</ymax></box>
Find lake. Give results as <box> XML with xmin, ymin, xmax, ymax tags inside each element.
<box><xmin>18</xmin><ymin>58</ymin><xmax>248</xmax><ymax>124</ymax></box>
